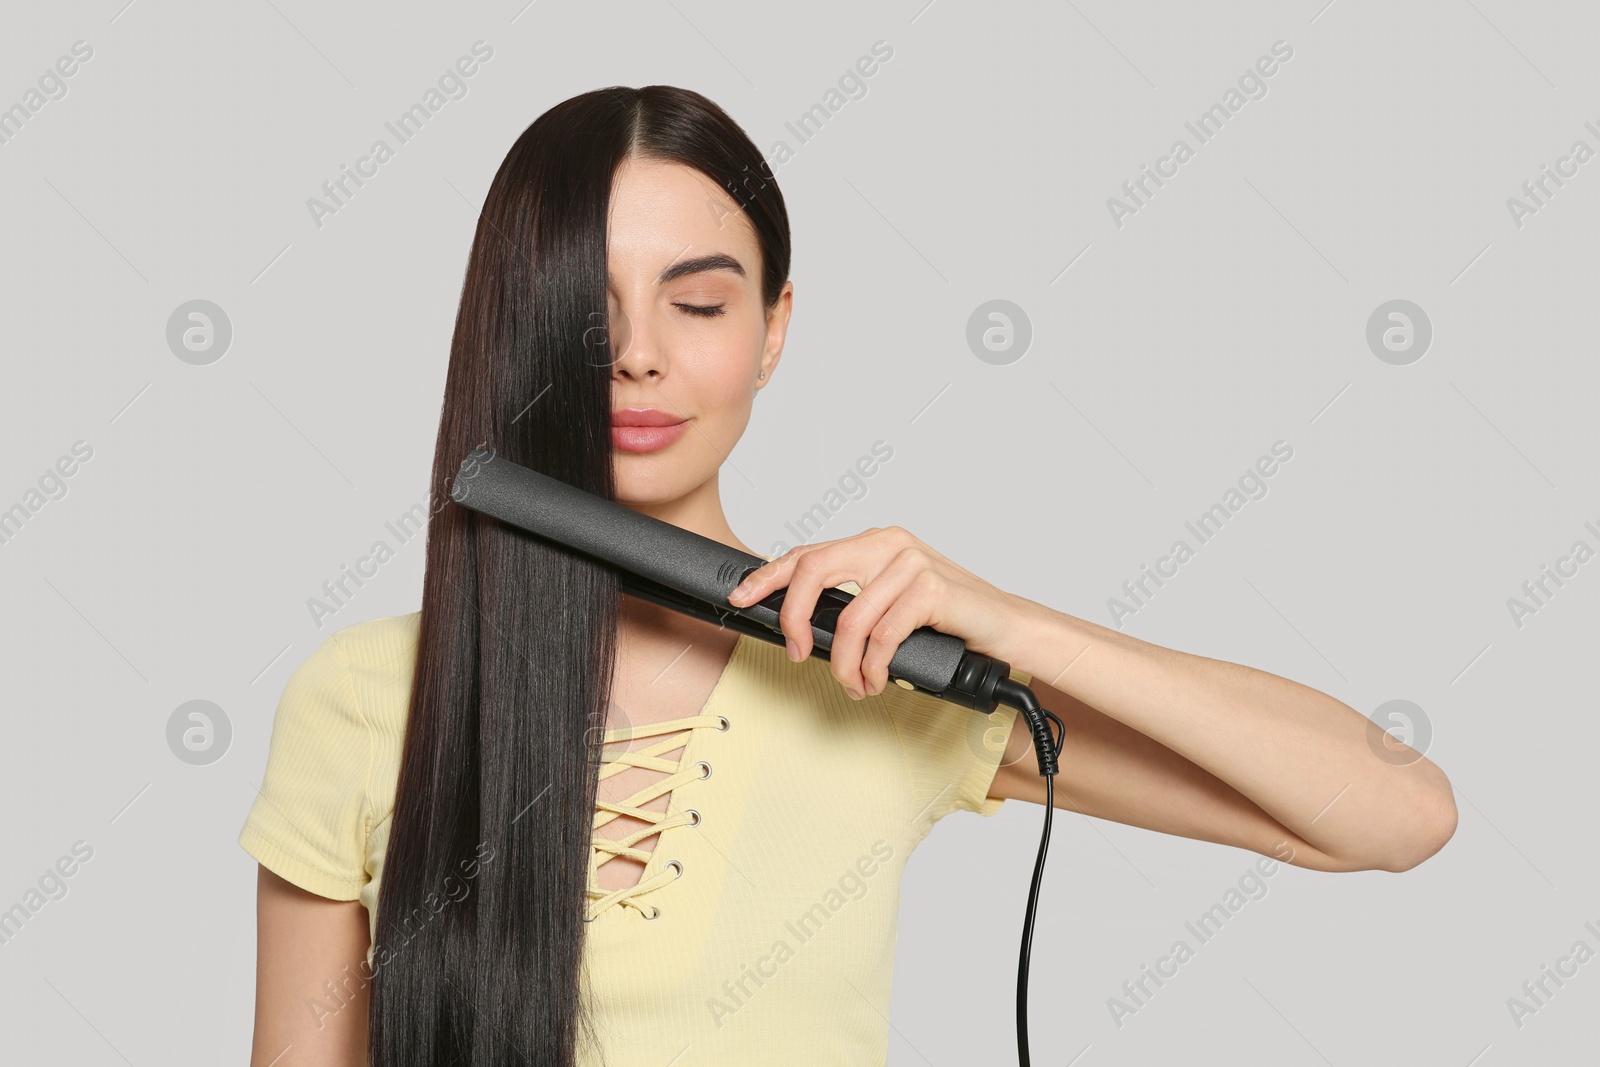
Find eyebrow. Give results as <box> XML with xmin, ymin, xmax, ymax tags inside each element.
<box><xmin>651</xmin><ymin>252</ymin><xmax>747</xmax><ymax>285</ymax></box>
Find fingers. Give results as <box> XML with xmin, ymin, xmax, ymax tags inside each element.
<box><xmin>727</xmin><ymin>542</ymin><xmax>867</xmax><ymax>667</ymax></box>
<box><xmin>832</xmin><ymin>558</ymin><xmax>919</xmax><ymax>697</ymax></box>
<box><xmin>776</xmin><ymin>550</ymin><xmax>832</xmax><ymax>661</ymax></box>
<box><xmin>726</xmin><ymin>548</ymin><xmax>811</xmax><ymax>659</ymax></box>
<box><xmin>853</xmin><ymin>559</ymin><xmax>936</xmax><ymax>697</ymax></box>
<box><xmin>724</xmin><ymin>532</ymin><xmax>939</xmax><ymax>699</ymax></box>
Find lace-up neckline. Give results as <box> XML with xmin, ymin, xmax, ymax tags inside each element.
<box><xmin>586</xmin><ymin>633</ymin><xmax>744</xmax><ymax>921</ymax></box>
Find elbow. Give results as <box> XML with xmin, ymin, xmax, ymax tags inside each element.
<box><xmin>1375</xmin><ymin>776</ymin><xmax>1459</xmax><ymax>873</ymax></box>
<box><xmin>1319</xmin><ymin>768</ymin><xmax>1458</xmax><ymax>874</ymax></box>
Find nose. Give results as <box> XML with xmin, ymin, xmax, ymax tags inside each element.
<box><xmin>607</xmin><ymin>301</ymin><xmax>665</xmax><ymax>383</ymax></box>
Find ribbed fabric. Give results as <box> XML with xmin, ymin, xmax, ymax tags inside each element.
<box><xmin>239</xmin><ymin>592</ymin><xmax>1028</xmax><ymax>1065</ymax></box>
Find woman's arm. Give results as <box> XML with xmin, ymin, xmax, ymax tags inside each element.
<box><xmin>724</xmin><ymin>528</ymin><xmax>1457</xmax><ymax>875</ymax></box>
<box><xmin>986</xmin><ymin>597</ymin><xmax>1457</xmax><ymax>873</ymax></box>
<box><xmin>250</xmin><ymin>865</ymin><xmax>371</xmax><ymax>1067</ymax></box>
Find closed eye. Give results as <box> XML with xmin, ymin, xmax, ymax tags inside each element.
<box><xmin>675</xmin><ymin>303</ymin><xmax>726</xmax><ymax>318</ymax></box>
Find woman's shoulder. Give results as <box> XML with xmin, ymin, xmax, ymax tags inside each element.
<box><xmin>240</xmin><ymin>609</ymin><xmax>421</xmax><ymax>897</ymax></box>
<box><xmin>319</xmin><ymin>609</ymin><xmax>422</xmax><ymax>733</ymax></box>
<box><xmin>321</xmin><ymin>609</ymin><xmax>422</xmax><ymax>671</ymax></box>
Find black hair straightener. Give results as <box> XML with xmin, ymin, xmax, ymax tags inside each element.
<box><xmin>450</xmin><ymin>447</ymin><xmax>1064</xmax><ymax>1067</ymax></box>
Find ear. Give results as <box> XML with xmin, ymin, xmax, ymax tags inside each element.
<box><xmin>760</xmin><ymin>281</ymin><xmax>794</xmax><ymax>380</ymax></box>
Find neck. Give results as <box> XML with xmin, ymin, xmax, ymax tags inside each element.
<box><xmin>618</xmin><ymin>469</ymin><xmax>761</xmax><ymax>559</ymax></box>
<box><xmin>615</xmin><ymin>469</ymin><xmax>766</xmax><ymax>649</ymax></box>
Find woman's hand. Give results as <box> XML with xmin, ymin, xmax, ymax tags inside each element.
<box><xmin>725</xmin><ymin>527</ymin><xmax>1022</xmax><ymax>700</ymax></box>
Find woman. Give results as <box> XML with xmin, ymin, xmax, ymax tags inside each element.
<box><xmin>241</xmin><ymin>85</ymin><xmax>1456</xmax><ymax>1067</ymax></box>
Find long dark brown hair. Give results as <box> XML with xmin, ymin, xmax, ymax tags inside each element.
<box><xmin>367</xmin><ymin>86</ymin><xmax>791</xmax><ymax>1066</ymax></box>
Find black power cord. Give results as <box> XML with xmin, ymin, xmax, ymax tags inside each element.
<box><xmin>993</xmin><ymin>677</ymin><xmax>1065</xmax><ymax>1067</ymax></box>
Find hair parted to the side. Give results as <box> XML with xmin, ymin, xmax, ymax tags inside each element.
<box><xmin>367</xmin><ymin>86</ymin><xmax>790</xmax><ymax>1067</ymax></box>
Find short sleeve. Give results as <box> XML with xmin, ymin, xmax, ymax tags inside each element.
<box><xmin>238</xmin><ymin>632</ymin><xmax>373</xmax><ymax>901</ymax></box>
<box><xmin>882</xmin><ymin>665</ymin><xmax>1031</xmax><ymax>831</ymax></box>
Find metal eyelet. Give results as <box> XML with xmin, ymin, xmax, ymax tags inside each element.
<box><xmin>642</xmin><ymin>906</ymin><xmax>661</xmax><ymax>920</ymax></box>
<box><xmin>715</xmin><ymin>715</ymin><xmax>730</xmax><ymax>732</ymax></box>
<box><xmin>666</xmin><ymin>859</ymin><xmax>683</xmax><ymax>879</ymax></box>
<box><xmin>684</xmin><ymin>808</ymin><xmax>701</xmax><ymax>826</ymax></box>
<box><xmin>696</xmin><ymin>760</ymin><xmax>712</xmax><ymax>780</ymax></box>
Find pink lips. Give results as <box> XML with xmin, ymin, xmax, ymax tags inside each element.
<box><xmin>611</xmin><ymin>408</ymin><xmax>687</xmax><ymax>453</ymax></box>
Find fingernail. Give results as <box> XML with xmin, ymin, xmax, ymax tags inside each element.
<box><xmin>786</xmin><ymin>638</ymin><xmax>800</xmax><ymax>661</ymax></box>
<box><xmin>846</xmin><ymin>687</ymin><xmax>862</xmax><ymax>701</ymax></box>
<box><xmin>730</xmin><ymin>582</ymin><xmax>750</xmax><ymax>602</ymax></box>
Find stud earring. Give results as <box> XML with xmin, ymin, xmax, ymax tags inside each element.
<box><xmin>758</xmin><ymin>370</ymin><xmax>766</xmax><ymax>380</ymax></box>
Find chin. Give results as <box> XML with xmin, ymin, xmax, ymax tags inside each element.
<box><xmin>613</xmin><ymin>465</ymin><xmax>688</xmax><ymax>507</ymax></box>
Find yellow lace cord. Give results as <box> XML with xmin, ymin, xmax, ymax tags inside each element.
<box><xmin>587</xmin><ymin>713</ymin><xmax>723</xmax><ymax>920</ymax></box>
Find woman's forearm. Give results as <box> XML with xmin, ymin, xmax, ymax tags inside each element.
<box><xmin>995</xmin><ymin>593</ymin><xmax>1458</xmax><ymax>872</ymax></box>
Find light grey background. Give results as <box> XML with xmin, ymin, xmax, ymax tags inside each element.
<box><xmin>1</xmin><ymin>1</ymin><xmax>1594</xmax><ymax>1064</ymax></box>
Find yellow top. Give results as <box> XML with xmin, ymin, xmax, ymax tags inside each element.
<box><xmin>239</xmin><ymin>601</ymin><xmax>1028</xmax><ymax>1064</ymax></box>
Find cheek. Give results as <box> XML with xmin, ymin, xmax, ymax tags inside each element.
<box><xmin>683</xmin><ymin>316</ymin><xmax>764</xmax><ymax>400</ymax></box>
<box><xmin>681</xmin><ymin>329</ymin><xmax>760</xmax><ymax>445</ymax></box>
<box><xmin>697</xmin><ymin>356</ymin><xmax>754</xmax><ymax>424</ymax></box>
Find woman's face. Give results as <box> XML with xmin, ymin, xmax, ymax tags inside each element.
<box><xmin>605</xmin><ymin>156</ymin><xmax>791</xmax><ymax>505</ymax></box>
